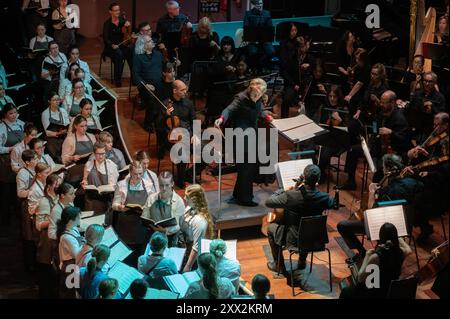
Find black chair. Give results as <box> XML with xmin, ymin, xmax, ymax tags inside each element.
<box><xmin>386</xmin><ymin>277</ymin><xmax>418</xmax><ymax>299</ymax></box>
<box><xmin>288</xmin><ymin>215</ymin><xmax>332</xmax><ymax>295</ymax></box>
<box><xmin>99</xmin><ymin>50</ymin><xmax>114</xmax><ymax>82</ymax></box>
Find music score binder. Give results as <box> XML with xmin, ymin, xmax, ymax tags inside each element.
<box><xmin>363</xmin><ymin>205</ymin><xmax>408</xmax><ymax>241</ymax></box>
<box><xmin>275</xmin><ymin>158</ymin><xmax>313</xmax><ymax>190</ymax></box>
<box><xmin>271</xmin><ymin>114</ymin><xmax>326</xmax><ymax>144</ymax></box>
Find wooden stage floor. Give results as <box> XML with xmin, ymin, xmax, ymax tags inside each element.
<box><xmin>81</xmin><ymin>38</ymin><xmax>447</xmax><ymax>299</ymax></box>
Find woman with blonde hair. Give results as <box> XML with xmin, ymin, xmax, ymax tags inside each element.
<box><xmin>181</xmin><ymin>184</ymin><xmax>214</xmax><ymax>273</ymax></box>
<box><xmin>209</xmin><ymin>239</ymin><xmax>241</xmax><ymax>292</ymax></box>
<box><xmin>189</xmin><ymin>17</ymin><xmax>219</xmax><ymax>61</ymax></box>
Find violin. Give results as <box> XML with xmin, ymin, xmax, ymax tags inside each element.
<box><xmin>421</xmin><ymin>128</ymin><xmax>448</xmax><ymax>150</ymax></box>
<box><xmin>117</xmin><ymin>14</ymin><xmax>137</xmax><ymax>47</ymax></box>
<box><xmin>400</xmin><ymin>155</ymin><xmax>449</xmax><ymax>178</ymax></box>
<box><xmin>165</xmin><ymin>99</ymin><xmax>182</xmax><ymax>144</ymax></box>
<box><xmin>326</xmin><ymin>110</ymin><xmax>343</xmax><ymax>127</ymax></box>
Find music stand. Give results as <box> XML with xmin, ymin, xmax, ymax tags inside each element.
<box><xmin>243</xmin><ymin>26</ymin><xmax>275</xmax><ymax>43</ymax></box>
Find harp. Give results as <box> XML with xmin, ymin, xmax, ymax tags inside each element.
<box><xmin>409</xmin><ymin>0</ymin><xmax>437</xmax><ymax>72</ymax></box>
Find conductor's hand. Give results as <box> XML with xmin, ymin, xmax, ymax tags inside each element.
<box><xmin>379</xmin><ymin>127</ymin><xmax>392</xmax><ymax>135</ymax></box>
<box><xmin>112</xmin><ymin>44</ymin><xmax>119</xmax><ymax>50</ymax></box>
<box><xmin>145</xmin><ymin>84</ymin><xmax>155</xmax><ymax>92</ymax></box>
<box><xmin>266</xmin><ymin>114</ymin><xmax>274</xmax><ymax>123</ymax></box>
<box><xmin>166</xmin><ymin>106</ymin><xmax>174</xmax><ymax>116</ymax></box>
<box><xmin>215</xmin><ymin>118</ymin><xmax>223</xmax><ymax>127</ymax></box>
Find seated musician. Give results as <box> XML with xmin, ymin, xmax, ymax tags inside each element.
<box><xmin>0</xmin><ymin>82</ymin><xmax>15</xmax><ymax>110</ymax></box>
<box><xmin>81</xmin><ymin>141</ymin><xmax>119</xmax><ymax>215</ymax></box>
<box><xmin>160</xmin><ymin>62</ymin><xmax>176</xmax><ymax>102</ymax></box>
<box><xmin>61</xmin><ymin>115</ymin><xmax>97</xmax><ymax>186</ymax></box>
<box><xmin>339</xmin><ymin>222</ymin><xmax>412</xmax><ymax>299</ymax></box>
<box><xmin>265</xmin><ymin>164</ymin><xmax>336</xmax><ymax>281</ymax></box>
<box><xmin>41</xmin><ymin>92</ymin><xmax>70</xmax><ymax>163</ymax></box>
<box><xmin>155</xmin><ymin>1</ymin><xmax>192</xmax><ymax>58</ymax></box>
<box><xmin>317</xmin><ymin>86</ymin><xmax>349</xmax><ymax>178</ymax></box>
<box><xmin>409</xmin><ymin>71</ymin><xmax>446</xmax><ymax>143</ymax></box>
<box><xmin>435</xmin><ymin>16</ymin><xmax>449</xmax><ymax>45</ymax></box>
<box><xmin>338</xmin><ymin>153</ymin><xmax>422</xmax><ymax>264</ymax></box>
<box><xmin>60</xmin><ymin>45</ymin><xmax>92</xmax><ymax>84</ymax></box>
<box><xmin>156</xmin><ymin>80</ymin><xmax>196</xmax><ymax>187</ymax></box>
<box><xmin>41</xmin><ymin>41</ymin><xmax>67</xmax><ymax>99</ymax></box>
<box><xmin>205</xmin><ymin>36</ymin><xmax>240</xmax><ymax>122</ymax></box>
<box><xmin>142</xmin><ymin>171</ymin><xmax>184</xmax><ymax>248</ymax></box>
<box><xmin>336</xmin><ymin>30</ymin><xmax>361</xmax><ymax>92</ymax></box>
<box><xmin>344</xmin><ymin>49</ymin><xmax>371</xmax><ymax>116</ymax></box>
<box><xmin>188</xmin><ymin>16</ymin><xmax>219</xmax><ymax>63</ymax></box>
<box><xmin>102</xmin><ymin>2</ymin><xmax>133</xmax><ymax>87</ymax></box>
<box><xmin>68</xmin><ymin>98</ymin><xmax>101</xmax><ymax>134</ymax></box>
<box><xmin>98</xmin><ymin>131</ymin><xmax>126</xmax><ymax>171</ymax></box>
<box><xmin>52</xmin><ymin>0</ymin><xmax>76</xmax><ymax>55</ymax></box>
<box><xmin>10</xmin><ymin>123</ymin><xmax>38</xmax><ymax>173</ymax></box>
<box><xmin>403</xmin><ymin>54</ymin><xmax>425</xmax><ymax>97</ymax></box>
<box><xmin>112</xmin><ymin>160</ymin><xmax>158</xmax><ymax>261</ymax></box>
<box><xmin>59</xmin><ymin>62</ymin><xmax>80</xmax><ymax>100</ymax></box>
<box><xmin>342</xmin><ymin>90</ymin><xmax>411</xmax><ymax>190</ymax></box>
<box><xmin>304</xmin><ymin>60</ymin><xmax>329</xmax><ymax>121</ymax></box>
<box><xmin>132</xmin><ymin>35</ymin><xmax>165</xmax><ymax>131</ymax></box>
<box><xmin>63</xmin><ymin>80</ymin><xmax>97</xmax><ymax>119</ymax></box>
<box><xmin>28</xmin><ymin>138</ymin><xmax>56</xmax><ymax>169</ymax></box>
<box><xmin>243</xmin><ymin>0</ymin><xmax>275</xmax><ymax>73</ymax></box>
<box><xmin>137</xmin><ymin>232</ymin><xmax>178</xmax><ymax>280</ymax></box>
<box><xmin>404</xmin><ymin>112</ymin><xmax>449</xmax><ymax>241</ymax></box>
<box><xmin>280</xmin><ymin>36</ymin><xmax>314</xmax><ymax>119</ymax></box>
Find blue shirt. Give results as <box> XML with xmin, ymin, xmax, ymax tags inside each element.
<box><xmin>79</xmin><ymin>267</ymin><xmax>109</xmax><ymax>299</ymax></box>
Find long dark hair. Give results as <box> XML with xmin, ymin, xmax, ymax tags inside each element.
<box><xmin>44</xmin><ymin>174</ymin><xmax>60</xmax><ymax>197</ymax></box>
<box><xmin>376</xmin><ymin>223</ymin><xmax>404</xmax><ymax>278</ymax></box>
<box><xmin>56</xmin><ymin>206</ymin><xmax>80</xmax><ymax>240</ymax></box>
<box><xmin>1</xmin><ymin>103</ymin><xmax>17</xmax><ymax>120</ymax></box>
<box><xmin>198</xmin><ymin>253</ymin><xmax>219</xmax><ymax>299</ymax></box>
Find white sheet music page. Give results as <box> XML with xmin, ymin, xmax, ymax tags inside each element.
<box><xmin>80</xmin><ymin>214</ymin><xmax>104</xmax><ymax>230</ymax></box>
<box><xmin>102</xmin><ymin>227</ymin><xmax>119</xmax><ymax>248</ymax></box>
<box><xmin>164</xmin><ymin>274</ymin><xmax>190</xmax><ymax>297</ymax></box>
<box><xmin>108</xmin><ymin>241</ymin><xmax>132</xmax><ymax>267</ymax></box>
<box><xmin>275</xmin><ymin>159</ymin><xmax>313</xmax><ymax>190</ymax></box>
<box><xmin>364</xmin><ymin>205</ymin><xmax>407</xmax><ymax>240</ymax></box>
<box><xmin>271</xmin><ymin>115</ymin><xmax>312</xmax><ymax>132</ymax></box>
<box><xmin>108</xmin><ymin>261</ymin><xmax>143</xmax><ymax>295</ymax></box>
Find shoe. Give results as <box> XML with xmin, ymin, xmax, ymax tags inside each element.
<box><xmin>345</xmin><ymin>252</ymin><xmax>365</xmax><ymax>265</ymax></box>
<box><xmin>237</xmin><ymin>201</ymin><xmax>259</xmax><ymax>207</ymax></box>
<box><xmin>267</xmin><ymin>262</ymin><xmax>288</xmax><ymax>277</ymax></box>
<box><xmin>225</xmin><ymin>196</ymin><xmax>237</xmax><ymax>204</ymax></box>
<box><xmin>341</xmin><ymin>181</ymin><xmax>357</xmax><ymax>191</ymax></box>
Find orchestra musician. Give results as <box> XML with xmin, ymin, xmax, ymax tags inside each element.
<box><xmin>52</xmin><ymin>0</ymin><xmax>76</xmax><ymax>55</ymax></box>
<box><xmin>342</xmin><ymin>90</ymin><xmax>411</xmax><ymax>190</ymax></box>
<box><xmin>434</xmin><ymin>15</ymin><xmax>449</xmax><ymax>45</ymax></box>
<box><xmin>403</xmin><ymin>54</ymin><xmax>425</xmax><ymax>97</ymax></box>
<box><xmin>132</xmin><ymin>35</ymin><xmax>165</xmax><ymax>131</ymax></box>
<box><xmin>188</xmin><ymin>16</ymin><xmax>220</xmax><ymax>63</ymax></box>
<box><xmin>265</xmin><ymin>164</ymin><xmax>336</xmax><ymax>281</ymax></box>
<box><xmin>344</xmin><ymin>49</ymin><xmax>371</xmax><ymax>116</ymax></box>
<box><xmin>338</xmin><ymin>153</ymin><xmax>422</xmax><ymax>264</ymax></box>
<box><xmin>141</xmin><ymin>171</ymin><xmax>184</xmax><ymax>249</ymax></box>
<box><xmin>102</xmin><ymin>2</ymin><xmax>133</xmax><ymax>87</ymax></box>
<box><xmin>215</xmin><ymin>78</ymin><xmax>273</xmax><ymax>206</ymax></box>
<box><xmin>358</xmin><ymin>63</ymin><xmax>389</xmax><ymax>123</ymax></box>
<box><xmin>134</xmin><ymin>21</ymin><xmax>155</xmax><ymax>55</ymax></box>
<box><xmin>404</xmin><ymin>112</ymin><xmax>449</xmax><ymax>241</ymax></box>
<box><xmin>336</xmin><ymin>30</ymin><xmax>361</xmax><ymax>93</ymax></box>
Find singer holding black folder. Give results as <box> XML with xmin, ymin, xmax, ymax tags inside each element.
<box><xmin>265</xmin><ymin>164</ymin><xmax>337</xmax><ymax>281</ymax></box>
<box><xmin>41</xmin><ymin>92</ymin><xmax>70</xmax><ymax>163</ymax></box>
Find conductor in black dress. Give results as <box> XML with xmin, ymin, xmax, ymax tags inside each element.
<box><xmin>215</xmin><ymin>78</ymin><xmax>273</xmax><ymax>206</ymax></box>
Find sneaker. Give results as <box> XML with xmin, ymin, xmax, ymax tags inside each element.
<box><xmin>267</xmin><ymin>262</ymin><xmax>288</xmax><ymax>277</ymax></box>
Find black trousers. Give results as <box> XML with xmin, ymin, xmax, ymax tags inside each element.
<box><xmin>106</xmin><ymin>46</ymin><xmax>133</xmax><ymax>82</ymax></box>
<box><xmin>337</xmin><ymin>219</ymin><xmax>366</xmax><ymax>255</ymax></box>
<box><xmin>281</xmin><ymin>85</ymin><xmax>298</xmax><ymax>118</ymax></box>
<box><xmin>233</xmin><ymin>161</ymin><xmax>257</xmax><ymax>204</ymax></box>
<box><xmin>345</xmin><ymin>144</ymin><xmax>383</xmax><ymax>184</ymax></box>
<box><xmin>138</xmin><ymin>85</ymin><xmax>160</xmax><ymax>129</ymax></box>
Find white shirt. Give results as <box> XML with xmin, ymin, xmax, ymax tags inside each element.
<box><xmin>16</xmin><ymin>167</ymin><xmax>34</xmax><ymax>199</ymax></box>
<box><xmin>38</xmin><ymin>153</ymin><xmax>56</xmax><ymax>169</ymax></box>
<box><xmin>185</xmin><ymin>277</ymin><xmax>235</xmax><ymax>299</ymax></box>
<box><xmin>41</xmin><ymin>53</ymin><xmax>68</xmax><ymax>81</ymax></box>
<box><xmin>112</xmin><ymin>176</ymin><xmax>158</xmax><ymax>211</ymax></box>
<box><xmin>0</xmin><ymin>119</ymin><xmax>25</xmax><ymax>154</ymax></box>
<box><xmin>60</xmin><ymin>59</ymin><xmax>92</xmax><ymax>83</ymax></box>
<box><xmin>63</xmin><ymin>94</ymin><xmax>98</xmax><ymax>118</ymax></box>
<box><xmin>83</xmin><ymin>159</ymin><xmax>119</xmax><ymax>186</ymax></box>
<box><xmin>29</xmin><ymin>35</ymin><xmax>53</xmax><ymax>50</ymax></box>
<box><xmin>36</xmin><ymin>194</ymin><xmax>58</xmax><ymax>231</ymax></box>
<box><xmin>59</xmin><ymin>227</ymin><xmax>83</xmax><ymax>267</ymax></box>
<box><xmin>48</xmin><ymin>201</ymin><xmax>73</xmax><ymax>240</ymax></box>
<box><xmin>41</xmin><ymin>106</ymin><xmax>70</xmax><ymax>131</ymax></box>
<box><xmin>27</xmin><ymin>180</ymin><xmax>45</xmax><ymax>216</ymax></box>
<box><xmin>10</xmin><ymin>140</ymin><xmax>28</xmax><ymax>173</ymax></box>
<box><xmin>182</xmin><ymin>213</ymin><xmax>208</xmax><ymax>253</ymax></box>
<box><xmin>125</xmin><ymin>169</ymin><xmax>160</xmax><ymax>191</ymax></box>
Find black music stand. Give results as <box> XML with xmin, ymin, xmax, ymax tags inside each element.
<box><xmin>243</xmin><ymin>26</ymin><xmax>275</xmax><ymax>43</ymax></box>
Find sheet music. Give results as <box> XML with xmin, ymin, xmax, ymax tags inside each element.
<box><xmin>282</xmin><ymin>123</ymin><xmax>325</xmax><ymax>142</ymax></box>
<box><xmin>80</xmin><ymin>211</ymin><xmax>95</xmax><ymax>219</ymax></box>
<box><xmin>108</xmin><ymin>241</ymin><xmax>132</xmax><ymax>267</ymax></box>
<box><xmin>275</xmin><ymin>159</ymin><xmax>313</xmax><ymax>190</ymax></box>
<box><xmin>80</xmin><ymin>214</ymin><xmax>105</xmax><ymax>230</ymax></box>
<box><xmin>361</xmin><ymin>136</ymin><xmax>377</xmax><ymax>173</ymax></box>
<box><xmin>272</xmin><ymin>115</ymin><xmax>313</xmax><ymax>132</ymax></box>
<box><xmin>364</xmin><ymin>205</ymin><xmax>407</xmax><ymax>241</ymax></box>
<box><xmin>125</xmin><ymin>288</ymin><xmax>179</xmax><ymax>299</ymax></box>
<box><xmin>164</xmin><ymin>274</ymin><xmax>190</xmax><ymax>297</ymax></box>
<box><xmin>108</xmin><ymin>261</ymin><xmax>143</xmax><ymax>295</ymax></box>
<box><xmin>102</xmin><ymin>226</ymin><xmax>119</xmax><ymax>248</ymax></box>
<box><xmin>145</xmin><ymin>245</ymin><xmax>186</xmax><ymax>271</ymax></box>
<box><xmin>200</xmin><ymin>239</ymin><xmax>238</xmax><ymax>260</ymax></box>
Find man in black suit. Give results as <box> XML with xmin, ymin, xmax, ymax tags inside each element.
<box><xmin>215</xmin><ymin>78</ymin><xmax>273</xmax><ymax>206</ymax></box>
<box><xmin>265</xmin><ymin>164</ymin><xmax>336</xmax><ymax>276</ymax></box>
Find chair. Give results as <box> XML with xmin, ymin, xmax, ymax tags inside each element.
<box><xmin>386</xmin><ymin>277</ymin><xmax>418</xmax><ymax>299</ymax></box>
<box><xmin>288</xmin><ymin>215</ymin><xmax>332</xmax><ymax>295</ymax></box>
<box><xmin>99</xmin><ymin>50</ymin><xmax>114</xmax><ymax>82</ymax></box>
